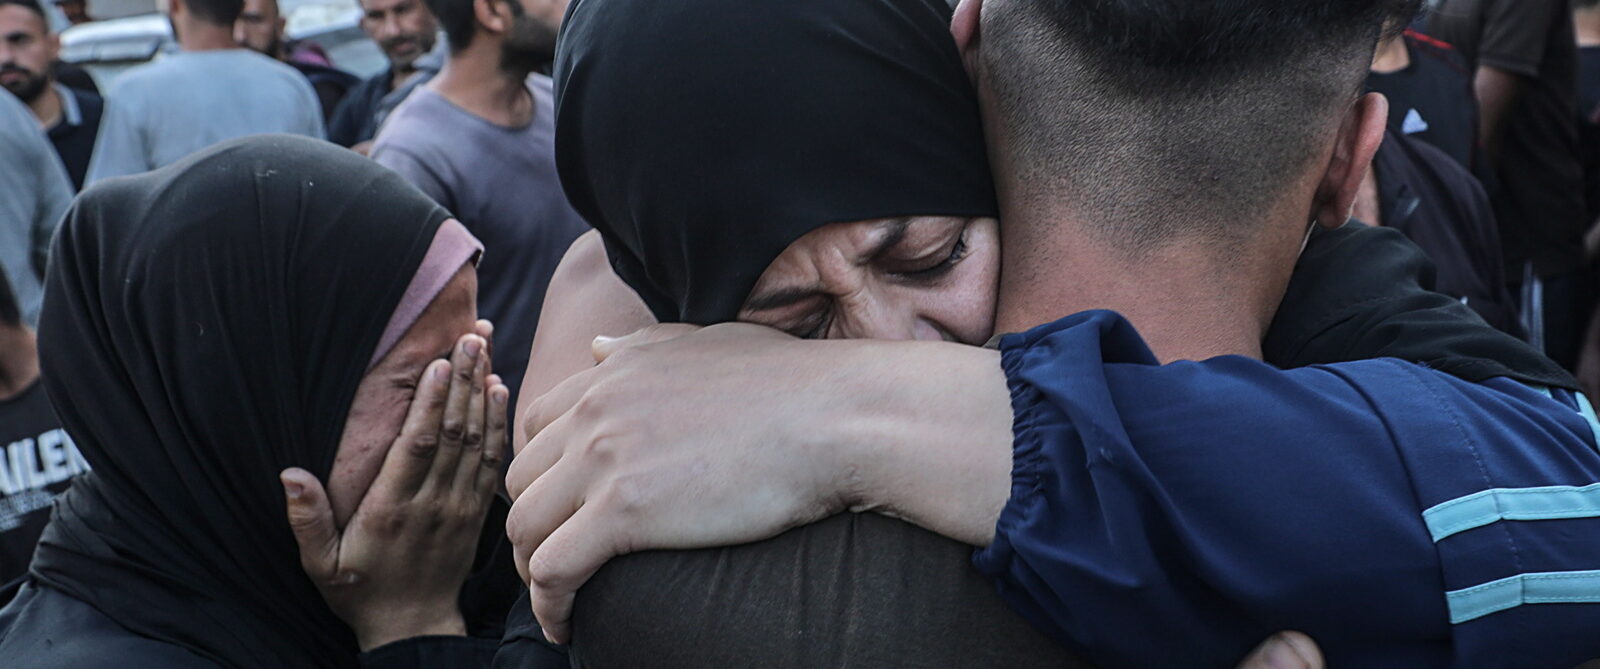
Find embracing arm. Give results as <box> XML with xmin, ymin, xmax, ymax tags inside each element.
<box><xmin>515</xmin><ymin>230</ymin><xmax>653</xmax><ymax>446</ymax></box>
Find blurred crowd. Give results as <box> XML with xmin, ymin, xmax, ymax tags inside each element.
<box><xmin>2</xmin><ymin>0</ymin><xmax>1600</xmax><ymax>667</ymax></box>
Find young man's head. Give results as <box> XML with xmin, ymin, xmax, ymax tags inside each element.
<box><xmin>424</xmin><ymin>0</ymin><xmax>564</xmax><ymax>71</ymax></box>
<box><xmin>956</xmin><ymin>0</ymin><xmax>1417</xmax><ymax>259</ymax></box>
<box><xmin>234</xmin><ymin>0</ymin><xmax>285</xmax><ymax>57</ymax></box>
<box><xmin>0</xmin><ymin>0</ymin><xmax>56</xmax><ymax>105</ymax></box>
<box><xmin>161</xmin><ymin>0</ymin><xmax>245</xmax><ymax>30</ymax></box>
<box><xmin>359</xmin><ymin>0</ymin><xmax>438</xmax><ymax>75</ymax></box>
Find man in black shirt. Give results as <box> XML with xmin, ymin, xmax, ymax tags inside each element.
<box><xmin>1356</xmin><ymin>130</ymin><xmax>1520</xmax><ymax>335</ymax></box>
<box><xmin>325</xmin><ymin>0</ymin><xmax>439</xmax><ymax>152</ymax></box>
<box><xmin>0</xmin><ymin>0</ymin><xmax>100</xmax><ymax>191</ymax></box>
<box><xmin>1428</xmin><ymin>0</ymin><xmax>1592</xmax><ymax>368</ymax></box>
<box><xmin>0</xmin><ymin>272</ymin><xmax>86</xmax><ymax>587</ymax></box>
<box><xmin>1368</xmin><ymin>25</ymin><xmax>1481</xmax><ymax>172</ymax></box>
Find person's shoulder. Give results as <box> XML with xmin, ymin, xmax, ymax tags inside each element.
<box><xmin>0</xmin><ymin>584</ymin><xmax>219</xmax><ymax>668</ymax></box>
<box><xmin>1403</xmin><ymin>29</ymin><xmax>1472</xmax><ymax>75</ymax></box>
<box><xmin>372</xmin><ymin>90</ymin><xmax>451</xmax><ymax>152</ymax></box>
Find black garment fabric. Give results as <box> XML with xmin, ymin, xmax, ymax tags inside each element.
<box><xmin>1578</xmin><ymin>45</ymin><xmax>1600</xmax><ymax>224</ymax></box>
<box><xmin>1369</xmin><ymin>130</ymin><xmax>1520</xmax><ymax>335</ymax></box>
<box><xmin>1427</xmin><ymin>0</ymin><xmax>1588</xmax><ymax>277</ymax></box>
<box><xmin>46</xmin><ymin>85</ymin><xmax>103</xmax><ymax>192</ymax></box>
<box><xmin>289</xmin><ymin>60</ymin><xmax>360</xmax><ymax>122</ymax></box>
<box><xmin>51</xmin><ymin>61</ymin><xmax>97</xmax><ymax>95</ymax></box>
<box><xmin>1366</xmin><ymin>29</ymin><xmax>1481</xmax><ymax>171</ymax></box>
<box><xmin>327</xmin><ymin>69</ymin><xmax>391</xmax><ymax>147</ymax></box>
<box><xmin>0</xmin><ymin>380</ymin><xmax>83</xmax><ymax>587</ymax></box>
<box><xmin>553</xmin><ymin>0</ymin><xmax>998</xmax><ymax>324</ymax></box>
<box><xmin>1267</xmin><ymin>223</ymin><xmax>1576</xmax><ymax>390</ymax></box>
<box><xmin>15</xmin><ymin>134</ymin><xmax>454</xmax><ymax>669</ymax></box>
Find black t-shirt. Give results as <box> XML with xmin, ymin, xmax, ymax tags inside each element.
<box><xmin>1367</xmin><ymin>30</ymin><xmax>1481</xmax><ymax>171</ymax></box>
<box><xmin>1427</xmin><ymin>0</ymin><xmax>1588</xmax><ymax>277</ymax></box>
<box><xmin>326</xmin><ymin>70</ymin><xmax>392</xmax><ymax>148</ymax></box>
<box><xmin>1577</xmin><ymin>45</ymin><xmax>1600</xmax><ymax>224</ymax></box>
<box><xmin>46</xmin><ymin>86</ymin><xmax>103</xmax><ymax>192</ymax></box>
<box><xmin>0</xmin><ymin>380</ymin><xmax>86</xmax><ymax>586</ymax></box>
<box><xmin>1371</xmin><ymin>130</ymin><xmax>1521</xmax><ymax>335</ymax></box>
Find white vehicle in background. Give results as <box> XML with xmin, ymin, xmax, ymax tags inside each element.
<box><xmin>58</xmin><ymin>1</ymin><xmax>384</xmax><ymax>90</ymax></box>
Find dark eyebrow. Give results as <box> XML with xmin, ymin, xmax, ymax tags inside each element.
<box><xmin>862</xmin><ymin>217</ymin><xmax>911</xmax><ymax>263</ymax></box>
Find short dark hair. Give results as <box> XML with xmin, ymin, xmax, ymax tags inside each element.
<box><xmin>183</xmin><ymin>0</ymin><xmax>244</xmax><ymax>27</ymax></box>
<box><xmin>0</xmin><ymin>270</ymin><xmax>20</xmax><ymax>328</ymax></box>
<box><xmin>1578</xmin><ymin>0</ymin><xmax>1600</xmax><ymax>10</ymax></box>
<box><xmin>0</xmin><ymin>0</ymin><xmax>49</xmax><ymax>25</ymax></box>
<box><xmin>421</xmin><ymin>0</ymin><xmax>474</xmax><ymax>52</ymax></box>
<box><xmin>983</xmin><ymin>0</ymin><xmax>1422</xmax><ymax>252</ymax></box>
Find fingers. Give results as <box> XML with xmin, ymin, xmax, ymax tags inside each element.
<box><xmin>1238</xmin><ymin>632</ymin><xmax>1322</xmax><ymax>669</ymax></box>
<box><xmin>590</xmin><ymin>322</ymin><xmax>703</xmax><ymax>363</ymax></box>
<box><xmin>376</xmin><ymin>358</ymin><xmax>453</xmax><ymax>496</ymax></box>
<box><xmin>506</xmin><ymin>453</ymin><xmax>583</xmax><ymax>583</ymax></box>
<box><xmin>527</xmin><ymin>502</ymin><xmax>616</xmax><ymax>645</ymax></box>
<box><xmin>432</xmin><ymin>334</ymin><xmax>486</xmax><ymax>488</ymax></box>
<box><xmin>477</xmin><ymin>379</ymin><xmax>511</xmax><ymax>489</ymax></box>
<box><xmin>509</xmin><ymin>368</ymin><xmax>598</xmax><ymax>497</ymax></box>
<box><xmin>282</xmin><ymin>468</ymin><xmax>341</xmax><ymax>585</ymax></box>
<box><xmin>475</xmin><ymin>319</ymin><xmax>494</xmax><ymax>358</ymax></box>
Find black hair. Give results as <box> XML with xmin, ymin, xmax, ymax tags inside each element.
<box><xmin>1578</xmin><ymin>0</ymin><xmax>1600</xmax><ymax>10</ymax></box>
<box><xmin>421</xmin><ymin>0</ymin><xmax>474</xmax><ymax>52</ymax></box>
<box><xmin>0</xmin><ymin>270</ymin><xmax>20</xmax><ymax>328</ymax></box>
<box><xmin>0</xmin><ymin>0</ymin><xmax>48</xmax><ymax>23</ymax></box>
<box><xmin>183</xmin><ymin>0</ymin><xmax>244</xmax><ymax>27</ymax></box>
<box><xmin>983</xmin><ymin>0</ymin><xmax>1423</xmax><ymax>252</ymax></box>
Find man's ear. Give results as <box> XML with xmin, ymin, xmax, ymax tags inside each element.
<box><xmin>473</xmin><ymin>0</ymin><xmax>507</xmax><ymax>36</ymax></box>
<box><xmin>952</xmin><ymin>0</ymin><xmax>981</xmax><ymax>51</ymax></box>
<box><xmin>1313</xmin><ymin>92</ymin><xmax>1387</xmax><ymax>229</ymax></box>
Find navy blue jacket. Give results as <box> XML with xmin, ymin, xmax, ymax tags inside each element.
<box><xmin>975</xmin><ymin>310</ymin><xmax>1600</xmax><ymax>668</ymax></box>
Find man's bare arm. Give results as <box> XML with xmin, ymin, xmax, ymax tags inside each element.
<box><xmin>515</xmin><ymin>230</ymin><xmax>654</xmax><ymax>448</ymax></box>
<box><xmin>1474</xmin><ymin>66</ymin><xmax>1525</xmax><ymax>163</ymax></box>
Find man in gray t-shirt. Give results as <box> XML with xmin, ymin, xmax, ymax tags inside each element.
<box><xmin>372</xmin><ymin>0</ymin><xmax>585</xmax><ymax>406</ymax></box>
<box><xmin>0</xmin><ymin>92</ymin><xmax>71</xmax><ymax>327</ymax></box>
<box><xmin>84</xmin><ymin>0</ymin><xmax>322</xmax><ymax>184</ymax></box>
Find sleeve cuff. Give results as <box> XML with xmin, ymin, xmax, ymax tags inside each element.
<box><xmin>971</xmin><ymin>340</ymin><xmax>1050</xmax><ymax>577</ymax></box>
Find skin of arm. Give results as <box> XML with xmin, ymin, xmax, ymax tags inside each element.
<box><xmin>514</xmin><ymin>230</ymin><xmax>653</xmax><ymax>447</ymax></box>
<box><xmin>1474</xmin><ymin>66</ymin><xmax>1524</xmax><ymax>163</ymax></box>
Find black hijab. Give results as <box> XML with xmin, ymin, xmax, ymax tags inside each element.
<box><xmin>554</xmin><ymin>0</ymin><xmax>998</xmax><ymax>324</ymax></box>
<box><xmin>30</xmin><ymin>135</ymin><xmax>453</xmax><ymax>668</ymax></box>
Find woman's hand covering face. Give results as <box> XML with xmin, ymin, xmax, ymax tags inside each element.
<box><xmin>282</xmin><ymin>315</ymin><xmax>508</xmax><ymax>650</ymax></box>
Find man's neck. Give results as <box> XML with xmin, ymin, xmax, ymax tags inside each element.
<box><xmin>26</xmin><ymin>83</ymin><xmax>63</xmax><ymax>130</ymax></box>
<box><xmin>174</xmin><ymin>19</ymin><xmax>241</xmax><ymax>52</ymax></box>
<box><xmin>993</xmin><ymin>210</ymin><xmax>1303</xmax><ymax>363</ymax></box>
<box><xmin>1370</xmin><ymin>33</ymin><xmax>1411</xmax><ymax>73</ymax></box>
<box><xmin>0</xmin><ymin>327</ymin><xmax>39</xmax><ymax>402</ymax></box>
<box><xmin>1577</xmin><ymin>10</ymin><xmax>1600</xmax><ymax>47</ymax></box>
<box><xmin>429</xmin><ymin>42</ymin><xmax>533</xmax><ymax>127</ymax></box>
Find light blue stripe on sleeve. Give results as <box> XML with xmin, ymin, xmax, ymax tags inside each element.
<box><xmin>1423</xmin><ymin>483</ymin><xmax>1600</xmax><ymax>542</ymax></box>
<box><xmin>1448</xmin><ymin>570</ymin><xmax>1600</xmax><ymax>624</ymax></box>
<box><xmin>1578</xmin><ymin>394</ymin><xmax>1600</xmax><ymax>448</ymax></box>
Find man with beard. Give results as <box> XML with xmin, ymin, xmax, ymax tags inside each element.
<box><xmin>325</xmin><ymin>0</ymin><xmax>439</xmax><ymax>152</ymax></box>
<box><xmin>234</xmin><ymin>0</ymin><xmax>359</xmax><ymax>121</ymax></box>
<box><xmin>371</xmin><ymin>0</ymin><xmax>587</xmax><ymax>414</ymax></box>
<box><xmin>0</xmin><ymin>0</ymin><xmax>100</xmax><ymax>191</ymax></box>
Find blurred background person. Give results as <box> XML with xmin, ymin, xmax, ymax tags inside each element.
<box><xmin>371</xmin><ymin>0</ymin><xmax>585</xmax><ymax>409</ymax></box>
<box><xmin>1367</xmin><ymin>18</ymin><xmax>1482</xmax><ymax>173</ymax></box>
<box><xmin>1426</xmin><ymin>0</ymin><xmax>1591</xmax><ymax>369</ymax></box>
<box><xmin>51</xmin><ymin>0</ymin><xmax>84</xmax><ymax>25</ymax></box>
<box><xmin>325</xmin><ymin>0</ymin><xmax>438</xmax><ymax>152</ymax></box>
<box><xmin>0</xmin><ymin>271</ymin><xmax>85</xmax><ymax>589</ymax></box>
<box><xmin>0</xmin><ymin>92</ymin><xmax>70</xmax><ymax>328</ymax></box>
<box><xmin>234</xmin><ymin>0</ymin><xmax>358</xmax><ymax>121</ymax></box>
<box><xmin>0</xmin><ymin>0</ymin><xmax>101</xmax><ymax>191</ymax></box>
<box><xmin>83</xmin><ymin>0</ymin><xmax>323</xmax><ymax>183</ymax></box>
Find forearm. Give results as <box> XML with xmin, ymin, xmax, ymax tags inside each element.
<box><xmin>828</xmin><ymin>341</ymin><xmax>1014</xmax><ymax>547</ymax></box>
<box><xmin>1473</xmin><ymin>66</ymin><xmax>1523</xmax><ymax>163</ymax></box>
